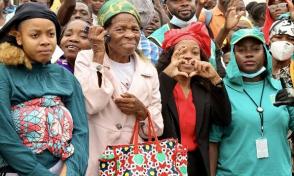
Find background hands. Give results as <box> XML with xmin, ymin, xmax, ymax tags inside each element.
<box><xmin>224</xmin><ymin>7</ymin><xmax>242</xmax><ymax>31</ymax></box>
<box><xmin>274</xmin><ymin>88</ymin><xmax>294</xmax><ymax>106</ymax></box>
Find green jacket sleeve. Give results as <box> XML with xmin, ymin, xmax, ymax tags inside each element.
<box><xmin>63</xmin><ymin>77</ymin><xmax>89</xmax><ymax>176</ymax></box>
<box><xmin>0</xmin><ymin>67</ymin><xmax>54</xmax><ymax>176</ymax></box>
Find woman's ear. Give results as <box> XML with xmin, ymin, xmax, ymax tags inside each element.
<box><xmin>10</xmin><ymin>30</ymin><xmax>22</xmax><ymax>46</ymax></box>
<box><xmin>15</xmin><ymin>32</ymin><xmax>22</xmax><ymax>46</ymax></box>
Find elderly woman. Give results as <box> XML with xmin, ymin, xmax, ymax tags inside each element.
<box><xmin>0</xmin><ymin>3</ymin><xmax>88</xmax><ymax>175</ymax></box>
<box><xmin>156</xmin><ymin>22</ymin><xmax>231</xmax><ymax>176</ymax></box>
<box><xmin>74</xmin><ymin>0</ymin><xmax>164</xmax><ymax>175</ymax></box>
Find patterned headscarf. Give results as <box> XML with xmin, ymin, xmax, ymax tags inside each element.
<box><xmin>98</xmin><ymin>0</ymin><xmax>141</xmax><ymax>27</ymax></box>
<box><xmin>269</xmin><ymin>18</ymin><xmax>294</xmax><ymax>39</ymax></box>
<box><xmin>161</xmin><ymin>22</ymin><xmax>211</xmax><ymax>60</ymax></box>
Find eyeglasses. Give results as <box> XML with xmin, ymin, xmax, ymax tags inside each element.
<box><xmin>269</xmin><ymin>2</ymin><xmax>288</xmax><ymax>13</ymax></box>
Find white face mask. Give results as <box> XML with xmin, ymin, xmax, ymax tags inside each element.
<box><xmin>270</xmin><ymin>41</ymin><xmax>294</xmax><ymax>61</ymax></box>
<box><xmin>170</xmin><ymin>15</ymin><xmax>197</xmax><ymax>28</ymax></box>
<box><xmin>240</xmin><ymin>66</ymin><xmax>266</xmax><ymax>78</ymax></box>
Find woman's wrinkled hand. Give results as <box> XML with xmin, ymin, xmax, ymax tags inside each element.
<box><xmin>88</xmin><ymin>26</ymin><xmax>107</xmax><ymax>64</ymax></box>
<box><xmin>114</xmin><ymin>93</ymin><xmax>148</xmax><ymax>121</ymax></box>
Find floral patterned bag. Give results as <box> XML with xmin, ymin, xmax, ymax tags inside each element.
<box><xmin>98</xmin><ymin>113</ymin><xmax>188</xmax><ymax>176</ymax></box>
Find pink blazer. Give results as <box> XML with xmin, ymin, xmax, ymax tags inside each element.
<box><xmin>74</xmin><ymin>50</ymin><xmax>163</xmax><ymax>176</ymax></box>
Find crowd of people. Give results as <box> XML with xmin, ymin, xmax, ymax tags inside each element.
<box><xmin>0</xmin><ymin>0</ymin><xmax>294</xmax><ymax>175</ymax></box>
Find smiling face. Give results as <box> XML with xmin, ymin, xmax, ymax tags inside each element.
<box><xmin>60</xmin><ymin>19</ymin><xmax>91</xmax><ymax>64</ymax></box>
<box><xmin>105</xmin><ymin>13</ymin><xmax>141</xmax><ymax>60</ymax></box>
<box><xmin>173</xmin><ymin>39</ymin><xmax>200</xmax><ymax>74</ymax></box>
<box><xmin>234</xmin><ymin>37</ymin><xmax>265</xmax><ymax>73</ymax></box>
<box><xmin>16</xmin><ymin>18</ymin><xmax>57</xmax><ymax>64</ymax></box>
<box><xmin>165</xmin><ymin>0</ymin><xmax>196</xmax><ymax>21</ymax></box>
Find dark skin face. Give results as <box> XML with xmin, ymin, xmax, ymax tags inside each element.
<box><xmin>143</xmin><ymin>10</ymin><xmax>161</xmax><ymax>37</ymax></box>
<box><xmin>164</xmin><ymin>0</ymin><xmax>196</xmax><ymax>21</ymax></box>
<box><xmin>234</xmin><ymin>37</ymin><xmax>265</xmax><ymax>75</ymax></box>
<box><xmin>269</xmin><ymin>0</ymin><xmax>289</xmax><ymax>20</ymax></box>
<box><xmin>71</xmin><ymin>2</ymin><xmax>91</xmax><ymax>23</ymax></box>
<box><xmin>15</xmin><ymin>18</ymin><xmax>57</xmax><ymax>64</ymax></box>
<box><xmin>90</xmin><ymin>0</ymin><xmax>104</xmax><ymax>14</ymax></box>
<box><xmin>173</xmin><ymin>39</ymin><xmax>201</xmax><ymax>74</ymax></box>
<box><xmin>60</xmin><ymin>20</ymin><xmax>91</xmax><ymax>65</ymax></box>
<box><xmin>106</xmin><ymin>13</ymin><xmax>141</xmax><ymax>62</ymax></box>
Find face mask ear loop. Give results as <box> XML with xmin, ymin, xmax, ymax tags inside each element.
<box><xmin>221</xmin><ymin>56</ymin><xmax>227</xmax><ymax>69</ymax></box>
<box><xmin>164</xmin><ymin>4</ymin><xmax>173</xmax><ymax>19</ymax></box>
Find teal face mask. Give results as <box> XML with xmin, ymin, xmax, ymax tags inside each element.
<box><xmin>240</xmin><ymin>66</ymin><xmax>266</xmax><ymax>78</ymax></box>
<box><xmin>170</xmin><ymin>15</ymin><xmax>197</xmax><ymax>28</ymax></box>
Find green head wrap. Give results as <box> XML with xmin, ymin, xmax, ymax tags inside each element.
<box><xmin>98</xmin><ymin>0</ymin><xmax>141</xmax><ymax>27</ymax></box>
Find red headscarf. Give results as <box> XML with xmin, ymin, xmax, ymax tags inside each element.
<box><xmin>161</xmin><ymin>22</ymin><xmax>211</xmax><ymax>60</ymax></box>
<box><xmin>263</xmin><ymin>7</ymin><xmax>275</xmax><ymax>44</ymax></box>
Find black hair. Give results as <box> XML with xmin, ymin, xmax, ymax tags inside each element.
<box><xmin>246</xmin><ymin>1</ymin><xmax>258</xmax><ymax>13</ymax></box>
<box><xmin>248</xmin><ymin>2</ymin><xmax>266</xmax><ymax>22</ymax></box>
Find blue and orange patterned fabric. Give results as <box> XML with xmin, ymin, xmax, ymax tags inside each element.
<box><xmin>11</xmin><ymin>95</ymin><xmax>74</xmax><ymax>160</ymax></box>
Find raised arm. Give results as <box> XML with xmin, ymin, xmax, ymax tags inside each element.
<box><xmin>56</xmin><ymin>0</ymin><xmax>76</xmax><ymax>26</ymax></box>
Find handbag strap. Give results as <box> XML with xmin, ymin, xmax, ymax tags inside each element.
<box><xmin>131</xmin><ymin>111</ymin><xmax>162</xmax><ymax>154</ymax></box>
